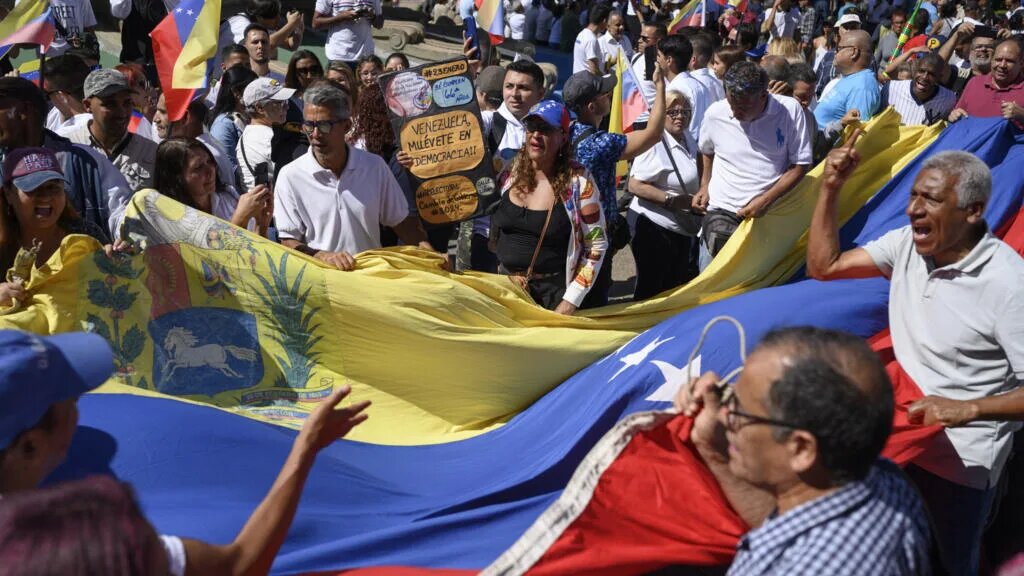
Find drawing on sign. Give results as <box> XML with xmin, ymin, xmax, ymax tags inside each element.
<box><xmin>379</xmin><ymin>58</ymin><xmax>497</xmax><ymax>225</ymax></box>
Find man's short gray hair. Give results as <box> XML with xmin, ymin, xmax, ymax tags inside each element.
<box><xmin>920</xmin><ymin>151</ymin><xmax>991</xmax><ymax>208</ymax></box>
<box><xmin>303</xmin><ymin>82</ymin><xmax>351</xmax><ymax>120</ymax></box>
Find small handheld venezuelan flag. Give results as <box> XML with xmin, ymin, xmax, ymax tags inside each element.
<box><xmin>150</xmin><ymin>0</ymin><xmax>222</xmax><ymax>122</ymax></box>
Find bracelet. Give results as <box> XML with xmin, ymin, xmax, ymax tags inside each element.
<box><xmin>663</xmin><ymin>193</ymin><xmax>674</xmax><ymax>209</ymax></box>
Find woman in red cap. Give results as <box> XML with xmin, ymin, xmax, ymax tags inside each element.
<box><xmin>489</xmin><ymin>100</ymin><xmax>608</xmax><ymax>315</ymax></box>
<box><xmin>0</xmin><ymin>147</ymin><xmax>109</xmax><ymax>307</ymax></box>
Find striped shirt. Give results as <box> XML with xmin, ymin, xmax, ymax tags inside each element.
<box><xmin>881</xmin><ymin>80</ymin><xmax>957</xmax><ymax>126</ymax></box>
<box><xmin>728</xmin><ymin>459</ymin><xmax>932</xmax><ymax>576</ymax></box>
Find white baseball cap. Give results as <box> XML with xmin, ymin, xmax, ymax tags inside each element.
<box><xmin>836</xmin><ymin>13</ymin><xmax>861</xmax><ymax>27</ymax></box>
<box><xmin>242</xmin><ymin>77</ymin><xmax>295</xmax><ymax>107</ymax></box>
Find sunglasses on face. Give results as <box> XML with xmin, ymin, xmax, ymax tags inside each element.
<box><xmin>297</xmin><ymin>66</ymin><xmax>323</xmax><ymax>76</ymax></box>
<box><xmin>301</xmin><ymin>118</ymin><xmax>347</xmax><ymax>135</ymax></box>
<box><xmin>666</xmin><ymin>108</ymin><xmax>692</xmax><ymax>118</ymax></box>
<box><xmin>524</xmin><ymin>119</ymin><xmax>559</xmax><ymax>134</ymax></box>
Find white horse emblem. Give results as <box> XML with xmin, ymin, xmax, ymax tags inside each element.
<box><xmin>163</xmin><ymin>327</ymin><xmax>258</xmax><ymax>379</ymax></box>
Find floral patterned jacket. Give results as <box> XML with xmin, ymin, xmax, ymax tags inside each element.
<box><xmin>498</xmin><ymin>160</ymin><xmax>608</xmax><ymax>307</ymax></box>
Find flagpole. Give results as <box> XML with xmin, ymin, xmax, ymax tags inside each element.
<box><xmin>37</xmin><ymin>44</ymin><xmax>45</xmax><ymax>90</ymax></box>
<box><xmin>890</xmin><ymin>0</ymin><xmax>924</xmax><ymax>61</ymax></box>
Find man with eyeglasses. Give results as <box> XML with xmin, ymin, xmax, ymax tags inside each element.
<box><xmin>949</xmin><ymin>37</ymin><xmax>1024</xmax><ymax>124</ymax></box>
<box><xmin>274</xmin><ymin>82</ymin><xmax>432</xmax><ymax>271</ymax></box>
<box><xmin>237</xmin><ymin>78</ymin><xmax>291</xmax><ymax>189</ymax></box>
<box><xmin>814</xmin><ymin>30</ymin><xmax>880</xmax><ymax>142</ymax></box>
<box><xmin>677</xmin><ymin>326</ymin><xmax>933</xmax><ymax>575</ymax></box>
<box><xmin>629</xmin><ymin>22</ymin><xmax>668</xmax><ymax>131</ymax></box>
<box><xmin>938</xmin><ymin>22</ymin><xmax>996</xmax><ymax>96</ymax></box>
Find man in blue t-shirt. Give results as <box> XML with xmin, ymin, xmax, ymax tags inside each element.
<box><xmin>814</xmin><ymin>29</ymin><xmax>881</xmax><ymax>141</ymax></box>
<box><xmin>562</xmin><ymin>68</ymin><xmax>666</xmax><ymax>306</ymax></box>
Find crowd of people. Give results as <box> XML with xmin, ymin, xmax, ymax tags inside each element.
<box><xmin>0</xmin><ymin>0</ymin><xmax>1021</xmax><ymax>572</ymax></box>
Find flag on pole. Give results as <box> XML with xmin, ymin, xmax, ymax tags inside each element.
<box><xmin>717</xmin><ymin>0</ymin><xmax>749</xmax><ymax>14</ymax></box>
<box><xmin>475</xmin><ymin>0</ymin><xmax>506</xmax><ymax>44</ymax></box>
<box><xmin>0</xmin><ymin>0</ymin><xmax>56</xmax><ymax>61</ymax></box>
<box><xmin>150</xmin><ymin>0</ymin><xmax>221</xmax><ymax>122</ymax></box>
<box><xmin>608</xmin><ymin>50</ymin><xmax>647</xmax><ymax>178</ymax></box>
<box><xmin>669</xmin><ymin>0</ymin><xmax>706</xmax><ymax>33</ymax></box>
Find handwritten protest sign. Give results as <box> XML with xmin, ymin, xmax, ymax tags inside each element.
<box><xmin>380</xmin><ymin>58</ymin><xmax>498</xmax><ymax>225</ymax></box>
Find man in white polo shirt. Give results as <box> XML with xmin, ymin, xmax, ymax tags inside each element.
<box><xmin>693</xmin><ymin>61</ymin><xmax>811</xmax><ymax>268</ymax></box>
<box><xmin>274</xmin><ymin>82</ymin><xmax>433</xmax><ymax>271</ymax></box>
<box><xmin>808</xmin><ymin>148</ymin><xmax>1024</xmax><ymax>576</ymax></box>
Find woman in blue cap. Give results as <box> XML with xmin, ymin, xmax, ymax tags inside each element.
<box><xmin>0</xmin><ymin>147</ymin><xmax>108</xmax><ymax>307</ymax></box>
<box><xmin>490</xmin><ymin>100</ymin><xmax>608</xmax><ymax>315</ymax></box>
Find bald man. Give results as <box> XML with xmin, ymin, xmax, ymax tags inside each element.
<box><xmin>814</xmin><ymin>29</ymin><xmax>880</xmax><ymax>141</ymax></box>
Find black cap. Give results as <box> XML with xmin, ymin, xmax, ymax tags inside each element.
<box><xmin>562</xmin><ymin>71</ymin><xmax>617</xmax><ymax>111</ymax></box>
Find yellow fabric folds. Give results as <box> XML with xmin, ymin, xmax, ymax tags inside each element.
<box><xmin>0</xmin><ymin>110</ymin><xmax>939</xmax><ymax>445</ymax></box>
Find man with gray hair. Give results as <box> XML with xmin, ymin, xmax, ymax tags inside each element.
<box><xmin>808</xmin><ymin>147</ymin><xmax>1024</xmax><ymax>576</ymax></box>
<box><xmin>693</xmin><ymin>61</ymin><xmax>812</xmax><ymax>268</ymax></box>
<box><xmin>274</xmin><ymin>82</ymin><xmax>433</xmax><ymax>271</ymax></box>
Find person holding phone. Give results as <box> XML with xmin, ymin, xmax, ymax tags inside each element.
<box><xmin>236</xmin><ymin>78</ymin><xmax>294</xmax><ymax>190</ymax></box>
<box><xmin>313</xmin><ymin>0</ymin><xmax>384</xmax><ymax>69</ymax></box>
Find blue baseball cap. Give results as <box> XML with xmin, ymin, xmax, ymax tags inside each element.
<box><xmin>0</xmin><ymin>331</ymin><xmax>114</xmax><ymax>450</ymax></box>
<box><xmin>2</xmin><ymin>148</ymin><xmax>66</xmax><ymax>193</ymax></box>
<box><xmin>523</xmin><ymin>100</ymin><xmax>571</xmax><ymax>135</ymax></box>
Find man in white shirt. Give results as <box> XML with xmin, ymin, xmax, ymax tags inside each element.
<box><xmin>688</xmin><ymin>31</ymin><xmax>725</xmax><ymax>102</ymax></box>
<box><xmin>61</xmin><ymin>69</ymin><xmax>159</xmax><ymax>192</ymax></box>
<box><xmin>275</xmin><ymin>83</ymin><xmax>433</xmax><ymax>271</ymax></box>
<box><xmin>630</xmin><ymin>22</ymin><xmax>668</xmax><ymax>129</ymax></box>
<box><xmin>313</xmin><ymin>0</ymin><xmax>383</xmax><ymax>65</ymax></box>
<box><xmin>693</xmin><ymin>61</ymin><xmax>811</xmax><ymax>266</ymax></box>
<box><xmin>237</xmin><ymin>77</ymin><xmax>292</xmax><ymax>189</ymax></box>
<box><xmin>657</xmin><ymin>35</ymin><xmax>712</xmax><ymax>143</ymax></box>
<box><xmin>808</xmin><ymin>147</ymin><xmax>1024</xmax><ymax>576</ymax></box>
<box><xmin>41</xmin><ymin>54</ymin><xmax>91</xmax><ymax>134</ymax></box>
<box><xmin>574</xmin><ymin>4</ymin><xmax>610</xmax><ymax>74</ymax></box>
<box><xmin>0</xmin><ymin>330</ymin><xmax>370</xmax><ymax>576</ymax></box>
<box><xmin>599</xmin><ymin>10</ymin><xmax>634</xmax><ymax>68</ymax></box>
<box><xmin>760</xmin><ymin>0</ymin><xmax>802</xmax><ymax>45</ymax></box>
<box><xmin>881</xmin><ymin>52</ymin><xmax>957</xmax><ymax>126</ymax></box>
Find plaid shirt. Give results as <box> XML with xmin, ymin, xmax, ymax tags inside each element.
<box><xmin>799</xmin><ymin>7</ymin><xmax>817</xmax><ymax>43</ymax></box>
<box><xmin>728</xmin><ymin>459</ymin><xmax>932</xmax><ymax>576</ymax></box>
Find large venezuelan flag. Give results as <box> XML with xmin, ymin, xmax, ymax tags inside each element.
<box><xmin>8</xmin><ymin>115</ymin><xmax>1021</xmax><ymax>573</ymax></box>
<box><xmin>0</xmin><ymin>0</ymin><xmax>56</xmax><ymax>60</ymax></box>
<box><xmin>150</xmin><ymin>0</ymin><xmax>221</xmax><ymax>121</ymax></box>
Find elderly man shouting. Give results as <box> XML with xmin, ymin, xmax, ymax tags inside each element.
<box><xmin>678</xmin><ymin>326</ymin><xmax>933</xmax><ymax>574</ymax></box>
<box><xmin>808</xmin><ymin>147</ymin><xmax>1024</xmax><ymax>576</ymax></box>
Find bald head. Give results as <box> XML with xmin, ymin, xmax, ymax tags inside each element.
<box><xmin>847</xmin><ymin>30</ymin><xmax>873</xmax><ymax>66</ymax></box>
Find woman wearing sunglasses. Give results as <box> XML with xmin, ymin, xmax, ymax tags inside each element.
<box><xmin>627</xmin><ymin>90</ymin><xmax>702</xmax><ymax>300</ymax></box>
<box><xmin>489</xmin><ymin>101</ymin><xmax>607</xmax><ymax>315</ymax></box>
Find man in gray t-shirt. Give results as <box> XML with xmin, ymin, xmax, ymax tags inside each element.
<box><xmin>806</xmin><ymin>145</ymin><xmax>1024</xmax><ymax>576</ymax></box>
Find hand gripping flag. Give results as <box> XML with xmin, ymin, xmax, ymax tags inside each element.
<box><xmin>0</xmin><ymin>0</ymin><xmax>57</xmax><ymax>61</ymax></box>
<box><xmin>150</xmin><ymin>0</ymin><xmax>221</xmax><ymax>122</ymax></box>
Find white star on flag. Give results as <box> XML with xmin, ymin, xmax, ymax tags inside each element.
<box><xmin>609</xmin><ymin>336</ymin><xmax>674</xmax><ymax>381</ymax></box>
<box><xmin>176</xmin><ymin>7</ymin><xmax>183</xmax><ymax>12</ymax></box>
<box><xmin>645</xmin><ymin>355</ymin><xmax>702</xmax><ymax>402</ymax></box>
<box><xmin>186</xmin><ymin>9</ymin><xmax>194</xmax><ymax>15</ymax></box>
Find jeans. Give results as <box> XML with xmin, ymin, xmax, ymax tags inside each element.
<box><xmin>904</xmin><ymin>465</ymin><xmax>997</xmax><ymax>576</ymax></box>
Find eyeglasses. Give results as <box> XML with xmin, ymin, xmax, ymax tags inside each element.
<box><xmin>301</xmin><ymin>118</ymin><xmax>347</xmax><ymax>135</ymax></box>
<box><xmin>666</xmin><ymin>108</ymin><xmax>692</xmax><ymax>118</ymax></box>
<box><xmin>724</xmin><ymin>392</ymin><xmax>803</xmax><ymax>432</ymax></box>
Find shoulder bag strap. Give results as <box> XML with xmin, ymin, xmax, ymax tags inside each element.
<box><xmin>524</xmin><ymin>191</ymin><xmax>557</xmax><ymax>282</ymax></box>
<box><xmin>660</xmin><ymin>133</ymin><xmax>691</xmax><ymax>200</ymax></box>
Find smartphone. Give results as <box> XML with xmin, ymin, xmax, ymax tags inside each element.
<box><xmin>644</xmin><ymin>45</ymin><xmax>657</xmax><ymax>81</ymax></box>
<box><xmin>973</xmin><ymin>24</ymin><xmax>997</xmax><ymax>38</ymax></box>
<box><xmin>464</xmin><ymin>16</ymin><xmax>481</xmax><ymax>60</ymax></box>
<box><xmin>253</xmin><ymin>162</ymin><xmax>271</xmax><ymax>187</ymax></box>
